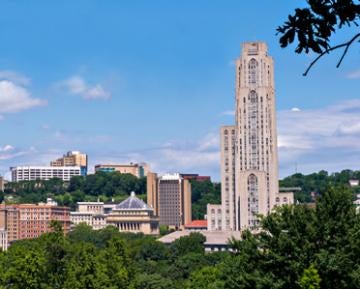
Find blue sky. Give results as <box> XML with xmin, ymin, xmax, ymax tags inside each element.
<box><xmin>0</xmin><ymin>0</ymin><xmax>359</xmax><ymax>180</ymax></box>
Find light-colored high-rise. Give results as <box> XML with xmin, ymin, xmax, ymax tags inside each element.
<box><xmin>208</xmin><ymin>42</ymin><xmax>293</xmax><ymax>231</ymax></box>
<box><xmin>51</xmin><ymin>151</ymin><xmax>88</xmax><ymax>175</ymax></box>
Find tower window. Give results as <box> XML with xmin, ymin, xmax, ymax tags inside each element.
<box><xmin>248</xmin><ymin>58</ymin><xmax>258</xmax><ymax>85</ymax></box>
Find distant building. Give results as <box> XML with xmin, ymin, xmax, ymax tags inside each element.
<box><xmin>70</xmin><ymin>202</ymin><xmax>107</xmax><ymax>230</ymax></box>
<box><xmin>147</xmin><ymin>173</ymin><xmax>192</xmax><ymax>229</ymax></box>
<box><xmin>349</xmin><ymin>179</ymin><xmax>359</xmax><ymax>187</ymax></box>
<box><xmin>354</xmin><ymin>194</ymin><xmax>360</xmax><ymax>213</ymax></box>
<box><xmin>185</xmin><ymin>220</ymin><xmax>207</xmax><ymax>231</ymax></box>
<box><xmin>275</xmin><ymin>192</ymin><xmax>294</xmax><ymax>206</ymax></box>
<box><xmin>159</xmin><ymin>230</ymin><xmax>241</xmax><ymax>252</ymax></box>
<box><xmin>0</xmin><ymin>176</ymin><xmax>4</xmax><ymax>191</ymax></box>
<box><xmin>95</xmin><ymin>162</ymin><xmax>149</xmax><ymax>178</ymax></box>
<box><xmin>180</xmin><ymin>174</ymin><xmax>211</xmax><ymax>182</ymax></box>
<box><xmin>106</xmin><ymin>192</ymin><xmax>159</xmax><ymax>235</ymax></box>
<box><xmin>0</xmin><ymin>199</ymin><xmax>70</xmax><ymax>243</ymax></box>
<box><xmin>147</xmin><ymin>172</ymin><xmax>159</xmax><ymax>216</ymax></box>
<box><xmin>11</xmin><ymin>166</ymin><xmax>82</xmax><ymax>182</ymax></box>
<box><xmin>0</xmin><ymin>205</ymin><xmax>19</xmax><ymax>243</ymax></box>
<box><xmin>207</xmin><ymin>204</ymin><xmax>222</xmax><ymax>231</ymax></box>
<box><xmin>51</xmin><ymin>151</ymin><xmax>88</xmax><ymax>175</ymax></box>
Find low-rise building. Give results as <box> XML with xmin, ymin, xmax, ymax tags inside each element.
<box><xmin>70</xmin><ymin>201</ymin><xmax>107</xmax><ymax>230</ymax></box>
<box><xmin>207</xmin><ymin>204</ymin><xmax>222</xmax><ymax>231</ymax></box>
<box><xmin>275</xmin><ymin>192</ymin><xmax>294</xmax><ymax>206</ymax></box>
<box><xmin>159</xmin><ymin>230</ymin><xmax>241</xmax><ymax>252</ymax></box>
<box><xmin>107</xmin><ymin>192</ymin><xmax>159</xmax><ymax>235</ymax></box>
<box><xmin>350</xmin><ymin>179</ymin><xmax>359</xmax><ymax>187</ymax></box>
<box><xmin>185</xmin><ymin>220</ymin><xmax>207</xmax><ymax>231</ymax></box>
<box><xmin>94</xmin><ymin>163</ymin><xmax>149</xmax><ymax>178</ymax></box>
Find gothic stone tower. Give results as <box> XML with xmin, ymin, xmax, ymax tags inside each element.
<box><xmin>207</xmin><ymin>42</ymin><xmax>291</xmax><ymax>232</ymax></box>
<box><xmin>234</xmin><ymin>42</ymin><xmax>279</xmax><ymax>229</ymax></box>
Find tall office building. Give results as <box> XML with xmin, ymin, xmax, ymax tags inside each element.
<box><xmin>147</xmin><ymin>173</ymin><xmax>192</xmax><ymax>229</ymax></box>
<box><xmin>207</xmin><ymin>42</ymin><xmax>293</xmax><ymax>231</ymax></box>
<box><xmin>51</xmin><ymin>151</ymin><xmax>88</xmax><ymax>175</ymax></box>
<box><xmin>147</xmin><ymin>172</ymin><xmax>159</xmax><ymax>216</ymax></box>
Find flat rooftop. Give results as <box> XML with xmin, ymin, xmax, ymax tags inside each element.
<box><xmin>158</xmin><ymin>230</ymin><xmax>241</xmax><ymax>246</ymax></box>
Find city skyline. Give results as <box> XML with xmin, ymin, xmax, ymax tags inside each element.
<box><xmin>1</xmin><ymin>1</ymin><xmax>360</xmax><ymax>181</ymax></box>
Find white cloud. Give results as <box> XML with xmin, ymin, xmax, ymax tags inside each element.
<box><xmin>64</xmin><ymin>75</ymin><xmax>111</xmax><ymax>100</ymax></box>
<box><xmin>87</xmin><ymin>133</ymin><xmax>221</xmax><ymax>178</ymax></box>
<box><xmin>0</xmin><ymin>70</ymin><xmax>31</xmax><ymax>85</ymax></box>
<box><xmin>278</xmin><ymin>99</ymin><xmax>360</xmax><ymax>176</ymax></box>
<box><xmin>291</xmin><ymin>107</ymin><xmax>301</xmax><ymax>112</ymax></box>
<box><xmin>0</xmin><ymin>80</ymin><xmax>46</xmax><ymax>114</ymax></box>
<box><xmin>346</xmin><ymin>70</ymin><xmax>360</xmax><ymax>79</ymax></box>
<box><xmin>0</xmin><ymin>145</ymin><xmax>14</xmax><ymax>152</ymax></box>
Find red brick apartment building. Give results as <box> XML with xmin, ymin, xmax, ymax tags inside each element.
<box><xmin>0</xmin><ymin>200</ymin><xmax>70</xmax><ymax>243</ymax></box>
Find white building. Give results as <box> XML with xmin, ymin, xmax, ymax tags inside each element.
<box><xmin>70</xmin><ymin>202</ymin><xmax>107</xmax><ymax>230</ymax></box>
<box><xmin>11</xmin><ymin>166</ymin><xmax>82</xmax><ymax>182</ymax></box>
<box><xmin>208</xmin><ymin>42</ymin><xmax>293</xmax><ymax>231</ymax></box>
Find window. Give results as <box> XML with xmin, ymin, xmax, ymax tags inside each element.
<box><xmin>248</xmin><ymin>91</ymin><xmax>259</xmax><ymax>170</ymax></box>
<box><xmin>248</xmin><ymin>174</ymin><xmax>259</xmax><ymax>226</ymax></box>
<box><xmin>248</xmin><ymin>58</ymin><xmax>258</xmax><ymax>84</ymax></box>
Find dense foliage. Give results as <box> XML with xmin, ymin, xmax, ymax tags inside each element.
<box><xmin>3</xmin><ymin>172</ymin><xmax>146</xmax><ymax>209</ymax></box>
<box><xmin>280</xmin><ymin>169</ymin><xmax>360</xmax><ymax>202</ymax></box>
<box><xmin>1</xmin><ymin>185</ymin><xmax>359</xmax><ymax>288</ymax></box>
<box><xmin>191</xmin><ymin>180</ymin><xmax>221</xmax><ymax>220</ymax></box>
<box><xmin>0</xmin><ymin>224</ymin><xmax>227</xmax><ymax>289</ymax></box>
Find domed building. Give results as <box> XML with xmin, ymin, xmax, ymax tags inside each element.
<box><xmin>106</xmin><ymin>192</ymin><xmax>159</xmax><ymax>235</ymax></box>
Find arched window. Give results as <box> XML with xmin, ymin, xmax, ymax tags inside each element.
<box><xmin>248</xmin><ymin>58</ymin><xmax>258</xmax><ymax>85</ymax></box>
<box><xmin>248</xmin><ymin>91</ymin><xmax>259</xmax><ymax>169</ymax></box>
<box><xmin>247</xmin><ymin>174</ymin><xmax>259</xmax><ymax>225</ymax></box>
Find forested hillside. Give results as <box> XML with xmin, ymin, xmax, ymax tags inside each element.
<box><xmin>2</xmin><ymin>169</ymin><xmax>360</xmax><ymax>218</ymax></box>
<box><xmin>280</xmin><ymin>170</ymin><xmax>360</xmax><ymax>202</ymax></box>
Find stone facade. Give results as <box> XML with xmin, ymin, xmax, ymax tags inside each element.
<box><xmin>207</xmin><ymin>42</ymin><xmax>293</xmax><ymax>231</ymax></box>
<box><xmin>106</xmin><ymin>192</ymin><xmax>159</xmax><ymax>235</ymax></box>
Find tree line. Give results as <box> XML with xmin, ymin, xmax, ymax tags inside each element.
<box><xmin>2</xmin><ymin>169</ymin><xmax>360</xmax><ymax>216</ymax></box>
